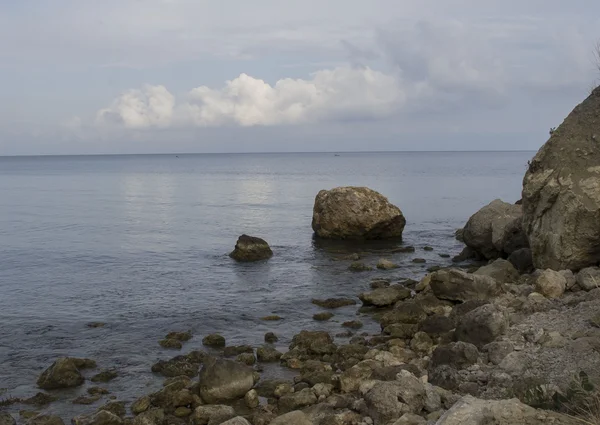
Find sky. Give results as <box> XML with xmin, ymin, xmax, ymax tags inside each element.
<box><xmin>0</xmin><ymin>0</ymin><xmax>599</xmax><ymax>155</ymax></box>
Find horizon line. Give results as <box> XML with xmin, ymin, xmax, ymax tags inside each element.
<box><xmin>0</xmin><ymin>149</ymin><xmax>537</xmax><ymax>158</ymax></box>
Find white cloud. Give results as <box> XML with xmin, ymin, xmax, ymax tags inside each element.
<box><xmin>96</xmin><ymin>67</ymin><xmax>405</xmax><ymax>128</ymax></box>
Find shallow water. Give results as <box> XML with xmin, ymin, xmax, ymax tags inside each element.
<box><xmin>0</xmin><ymin>151</ymin><xmax>532</xmax><ymax>420</ymax></box>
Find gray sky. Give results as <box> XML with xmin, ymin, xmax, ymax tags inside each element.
<box><xmin>1</xmin><ymin>0</ymin><xmax>599</xmax><ymax>155</ymax></box>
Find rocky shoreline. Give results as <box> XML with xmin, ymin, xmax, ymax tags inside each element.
<box><xmin>3</xmin><ymin>88</ymin><xmax>600</xmax><ymax>425</ymax></box>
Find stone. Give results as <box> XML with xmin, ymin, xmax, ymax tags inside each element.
<box><xmin>25</xmin><ymin>415</ymin><xmax>65</xmax><ymax>425</ymax></box>
<box><xmin>91</xmin><ymin>370</ymin><xmax>118</xmax><ymax>383</ymax></box>
<box><xmin>261</xmin><ymin>315</ymin><xmax>283</xmax><ymax>321</ymax></box>
<box><xmin>229</xmin><ymin>234</ymin><xmax>273</xmax><ymax>262</ymax></box>
<box><xmin>577</xmin><ymin>267</ymin><xmax>600</xmax><ymax>291</ymax></box>
<box><xmin>430</xmin><ymin>269</ymin><xmax>501</xmax><ymax>302</ymax></box>
<box><xmin>383</xmin><ymin>323</ymin><xmax>417</xmax><ymax>339</ymax></box>
<box><xmin>132</xmin><ymin>408</ymin><xmax>165</xmax><ymax>425</ymax></box>
<box><xmin>131</xmin><ymin>396</ymin><xmax>151</xmax><ymax>415</ymax></box>
<box><xmin>88</xmin><ymin>387</ymin><xmax>109</xmax><ymax>396</ymax></box>
<box><xmin>473</xmin><ymin>259</ymin><xmax>519</xmax><ymax>283</ymax></box>
<box><xmin>418</xmin><ymin>315</ymin><xmax>454</xmax><ymax>336</ymax></box>
<box><xmin>289</xmin><ymin>331</ymin><xmax>335</xmax><ymax>355</ymax></box>
<box><xmin>409</xmin><ymin>332</ymin><xmax>433</xmax><ymax>354</ymax></box>
<box><xmin>484</xmin><ymin>341</ymin><xmax>514</xmax><ymax>365</ymax></box>
<box><xmin>342</xmin><ymin>320</ymin><xmax>363</xmax><ymax>329</ymax></box>
<box><xmin>202</xmin><ymin>334</ymin><xmax>225</xmax><ymax>348</ymax></box>
<box><xmin>436</xmin><ymin>395</ymin><xmax>581</xmax><ymax>425</ymax></box>
<box><xmin>273</xmin><ymin>383</ymin><xmax>294</xmax><ymax>398</ymax></box>
<box><xmin>278</xmin><ymin>389</ymin><xmax>318</xmax><ymax>413</ymax></box>
<box><xmin>377</xmin><ymin>258</ymin><xmax>399</xmax><ymax>270</ymax></box>
<box><xmin>198</xmin><ymin>358</ymin><xmax>254</xmax><ymax>403</ymax></box>
<box><xmin>359</xmin><ymin>286</ymin><xmax>411</xmax><ymax>307</ymax></box>
<box><xmin>535</xmin><ymin>269</ymin><xmax>566</xmax><ymax>299</ymax></box>
<box><xmin>523</xmin><ymin>88</ymin><xmax>600</xmax><ymax>271</ymax></box>
<box><xmin>220</xmin><ymin>418</ymin><xmax>251</xmax><ymax>425</ymax></box>
<box><xmin>363</xmin><ymin>371</ymin><xmax>426</xmax><ymax>425</ymax></box>
<box><xmin>222</xmin><ymin>345</ymin><xmax>253</xmax><ymax>357</ymax></box>
<box><xmin>311</xmin><ymin>298</ymin><xmax>356</xmax><ymax>309</ymax></box>
<box><xmin>461</xmin><ymin>199</ymin><xmax>528</xmax><ymax>260</ymax></box>
<box><xmin>0</xmin><ymin>413</ymin><xmax>16</xmax><ymax>425</ymax></box>
<box><xmin>508</xmin><ymin>248</ymin><xmax>534</xmax><ymax>274</ymax></box>
<box><xmin>392</xmin><ymin>414</ymin><xmax>426</xmax><ymax>425</ymax></box>
<box><xmin>83</xmin><ymin>411</ymin><xmax>123</xmax><ymax>425</ymax></box>
<box><xmin>454</xmin><ymin>304</ymin><xmax>509</xmax><ymax>348</ymax></box>
<box><xmin>192</xmin><ymin>405</ymin><xmax>235</xmax><ymax>425</ymax></box>
<box><xmin>97</xmin><ymin>401</ymin><xmax>126</xmax><ymax>418</ymax></box>
<box><xmin>256</xmin><ymin>346</ymin><xmax>282</xmax><ymax>362</ymax></box>
<box><xmin>71</xmin><ymin>358</ymin><xmax>97</xmax><ymax>369</ymax></box>
<box><xmin>174</xmin><ymin>407</ymin><xmax>192</xmax><ymax>418</ymax></box>
<box><xmin>430</xmin><ymin>342</ymin><xmax>479</xmax><ymax>370</ymax></box>
<box><xmin>151</xmin><ymin>352</ymin><xmax>204</xmax><ymax>378</ymax></box>
<box><xmin>270</xmin><ymin>411</ymin><xmax>313</xmax><ymax>425</ymax></box>
<box><xmin>313</xmin><ymin>312</ymin><xmax>334</xmax><ymax>321</ymax></box>
<box><xmin>380</xmin><ymin>301</ymin><xmax>426</xmax><ymax>328</ymax></box>
<box><xmin>166</xmin><ymin>331</ymin><xmax>192</xmax><ymax>342</ymax></box>
<box><xmin>236</xmin><ymin>353</ymin><xmax>256</xmax><ymax>365</ymax></box>
<box><xmin>22</xmin><ymin>392</ymin><xmax>58</xmax><ymax>406</ymax></box>
<box><xmin>37</xmin><ymin>357</ymin><xmax>85</xmax><ymax>390</ymax></box>
<box><xmin>73</xmin><ymin>394</ymin><xmax>102</xmax><ymax>405</ymax></box>
<box><xmin>412</xmin><ymin>258</ymin><xmax>426</xmax><ymax>264</ymax></box>
<box><xmin>159</xmin><ymin>339</ymin><xmax>182</xmax><ymax>349</ymax></box>
<box><xmin>339</xmin><ymin>360</ymin><xmax>379</xmax><ymax>393</ymax></box>
<box><xmin>244</xmin><ymin>389</ymin><xmax>259</xmax><ymax>408</ymax></box>
<box><xmin>312</xmin><ymin>186</ymin><xmax>406</xmax><ymax>239</ymax></box>
<box><xmin>349</xmin><ymin>261</ymin><xmax>373</xmax><ymax>272</ymax></box>
<box><xmin>264</xmin><ymin>332</ymin><xmax>278</xmax><ymax>343</ymax></box>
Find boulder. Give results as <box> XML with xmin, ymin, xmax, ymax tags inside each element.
<box><xmin>461</xmin><ymin>199</ymin><xmax>528</xmax><ymax>260</ymax></box>
<box><xmin>192</xmin><ymin>405</ymin><xmax>235</xmax><ymax>425</ymax></box>
<box><xmin>473</xmin><ymin>259</ymin><xmax>519</xmax><ymax>283</ymax></box>
<box><xmin>264</xmin><ymin>332</ymin><xmax>278</xmax><ymax>343</ymax></box>
<box><xmin>430</xmin><ymin>342</ymin><xmax>479</xmax><ymax>370</ymax></box>
<box><xmin>454</xmin><ymin>304</ymin><xmax>508</xmax><ymax>348</ymax></box>
<box><xmin>535</xmin><ymin>269</ymin><xmax>566</xmax><ymax>299</ymax></box>
<box><xmin>380</xmin><ymin>301</ymin><xmax>426</xmax><ymax>328</ymax></box>
<box><xmin>37</xmin><ymin>357</ymin><xmax>85</xmax><ymax>390</ymax></box>
<box><xmin>430</xmin><ymin>269</ymin><xmax>502</xmax><ymax>302</ymax></box>
<box><xmin>508</xmin><ymin>248</ymin><xmax>534</xmax><ymax>274</ymax></box>
<box><xmin>289</xmin><ymin>331</ymin><xmax>335</xmax><ymax>355</ymax></box>
<box><xmin>359</xmin><ymin>286</ymin><xmax>411</xmax><ymax>307</ymax></box>
<box><xmin>524</xmin><ymin>89</ymin><xmax>600</xmax><ymax>271</ymax></box>
<box><xmin>270</xmin><ymin>411</ymin><xmax>313</xmax><ymax>425</ymax></box>
<box><xmin>278</xmin><ymin>388</ymin><xmax>318</xmax><ymax>413</ymax></box>
<box><xmin>311</xmin><ymin>186</ymin><xmax>406</xmax><ymax>239</ymax></box>
<box><xmin>198</xmin><ymin>359</ymin><xmax>254</xmax><ymax>403</ymax></box>
<box><xmin>229</xmin><ymin>235</ymin><xmax>273</xmax><ymax>262</ymax></box>
<box><xmin>202</xmin><ymin>334</ymin><xmax>225</xmax><ymax>348</ymax></box>
<box><xmin>577</xmin><ymin>267</ymin><xmax>600</xmax><ymax>291</ymax></box>
<box><xmin>132</xmin><ymin>409</ymin><xmax>165</xmax><ymax>425</ymax></box>
<box><xmin>256</xmin><ymin>346</ymin><xmax>283</xmax><ymax>362</ymax></box>
<box><xmin>436</xmin><ymin>395</ymin><xmax>581</xmax><ymax>425</ymax></box>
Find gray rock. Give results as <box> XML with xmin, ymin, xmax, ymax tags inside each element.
<box><xmin>312</xmin><ymin>186</ymin><xmax>406</xmax><ymax>239</ymax></box>
<box><xmin>474</xmin><ymin>259</ymin><xmax>519</xmax><ymax>283</ymax></box>
<box><xmin>430</xmin><ymin>342</ymin><xmax>479</xmax><ymax>370</ymax></box>
<box><xmin>380</xmin><ymin>301</ymin><xmax>426</xmax><ymax>327</ymax></box>
<box><xmin>198</xmin><ymin>359</ymin><xmax>254</xmax><ymax>403</ymax></box>
<box><xmin>455</xmin><ymin>304</ymin><xmax>509</xmax><ymax>348</ymax></box>
<box><xmin>462</xmin><ymin>199</ymin><xmax>528</xmax><ymax>260</ymax></box>
<box><xmin>535</xmin><ymin>269</ymin><xmax>566</xmax><ymax>299</ymax></box>
<box><xmin>508</xmin><ymin>248</ymin><xmax>534</xmax><ymax>274</ymax></box>
<box><xmin>359</xmin><ymin>286</ymin><xmax>411</xmax><ymax>307</ymax></box>
<box><xmin>229</xmin><ymin>234</ymin><xmax>273</xmax><ymax>262</ymax></box>
<box><xmin>484</xmin><ymin>341</ymin><xmax>514</xmax><ymax>365</ymax></box>
<box><xmin>278</xmin><ymin>388</ymin><xmax>318</xmax><ymax>413</ymax></box>
<box><xmin>151</xmin><ymin>351</ymin><xmax>204</xmax><ymax>378</ymax></box>
<box><xmin>270</xmin><ymin>411</ymin><xmax>313</xmax><ymax>425</ymax></box>
<box><xmin>391</xmin><ymin>414</ymin><xmax>426</xmax><ymax>425</ymax></box>
<box><xmin>577</xmin><ymin>267</ymin><xmax>600</xmax><ymax>291</ymax></box>
<box><xmin>430</xmin><ymin>269</ymin><xmax>502</xmax><ymax>302</ymax></box>
<box><xmin>220</xmin><ymin>418</ymin><xmax>251</xmax><ymax>425</ymax></box>
<box><xmin>37</xmin><ymin>357</ymin><xmax>85</xmax><ymax>390</ymax></box>
<box><xmin>436</xmin><ymin>395</ymin><xmax>581</xmax><ymax>424</ymax></box>
<box><xmin>132</xmin><ymin>409</ymin><xmax>165</xmax><ymax>425</ymax></box>
<box><xmin>256</xmin><ymin>346</ymin><xmax>282</xmax><ymax>362</ymax></box>
<box><xmin>377</xmin><ymin>258</ymin><xmax>399</xmax><ymax>270</ymax></box>
<box><xmin>192</xmin><ymin>405</ymin><xmax>235</xmax><ymax>425</ymax></box>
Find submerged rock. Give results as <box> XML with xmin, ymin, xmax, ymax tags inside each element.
<box><xmin>312</xmin><ymin>186</ymin><xmax>406</xmax><ymax>239</ymax></box>
<box><xmin>229</xmin><ymin>235</ymin><xmax>273</xmax><ymax>262</ymax></box>
<box><xmin>91</xmin><ymin>370</ymin><xmax>118</xmax><ymax>383</ymax></box>
<box><xmin>523</xmin><ymin>87</ymin><xmax>600</xmax><ymax>271</ymax></box>
<box><xmin>313</xmin><ymin>312</ymin><xmax>334</xmax><ymax>321</ymax></box>
<box><xmin>202</xmin><ymin>334</ymin><xmax>226</xmax><ymax>348</ymax></box>
<box><xmin>37</xmin><ymin>357</ymin><xmax>85</xmax><ymax>390</ymax></box>
<box><xmin>198</xmin><ymin>358</ymin><xmax>254</xmax><ymax>403</ymax></box>
<box><xmin>311</xmin><ymin>298</ymin><xmax>356</xmax><ymax>309</ymax></box>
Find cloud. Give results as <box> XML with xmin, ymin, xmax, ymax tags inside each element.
<box><xmin>96</xmin><ymin>66</ymin><xmax>405</xmax><ymax>128</ymax></box>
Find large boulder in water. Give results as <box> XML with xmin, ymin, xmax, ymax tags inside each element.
<box><xmin>37</xmin><ymin>357</ymin><xmax>85</xmax><ymax>390</ymax></box>
<box><xmin>229</xmin><ymin>235</ymin><xmax>273</xmax><ymax>262</ymax></box>
<box><xmin>311</xmin><ymin>187</ymin><xmax>406</xmax><ymax>239</ymax></box>
<box><xmin>523</xmin><ymin>87</ymin><xmax>600</xmax><ymax>271</ymax></box>
<box><xmin>198</xmin><ymin>358</ymin><xmax>254</xmax><ymax>403</ymax></box>
<box><xmin>461</xmin><ymin>199</ymin><xmax>528</xmax><ymax>260</ymax></box>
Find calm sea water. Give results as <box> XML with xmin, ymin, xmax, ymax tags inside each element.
<box><xmin>0</xmin><ymin>151</ymin><xmax>532</xmax><ymax>419</ymax></box>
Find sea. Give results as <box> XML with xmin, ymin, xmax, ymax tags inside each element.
<box><xmin>0</xmin><ymin>151</ymin><xmax>533</xmax><ymax>419</ymax></box>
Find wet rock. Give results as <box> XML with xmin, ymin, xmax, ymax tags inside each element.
<box><xmin>261</xmin><ymin>315</ymin><xmax>283</xmax><ymax>321</ymax></box>
<box><xmin>198</xmin><ymin>358</ymin><xmax>254</xmax><ymax>403</ymax></box>
<box><xmin>0</xmin><ymin>413</ymin><xmax>16</xmax><ymax>425</ymax></box>
<box><xmin>88</xmin><ymin>387</ymin><xmax>109</xmax><ymax>396</ymax></box>
<box><xmin>97</xmin><ymin>401</ymin><xmax>126</xmax><ymax>418</ymax></box>
<box><xmin>455</xmin><ymin>304</ymin><xmax>508</xmax><ymax>348</ymax></box>
<box><xmin>461</xmin><ymin>199</ymin><xmax>528</xmax><ymax>260</ymax></box>
<box><xmin>159</xmin><ymin>339</ymin><xmax>182</xmax><ymax>349</ymax></box>
<box><xmin>25</xmin><ymin>415</ymin><xmax>65</xmax><ymax>425</ymax></box>
<box><xmin>436</xmin><ymin>395</ymin><xmax>581</xmax><ymax>425</ymax></box>
<box><xmin>359</xmin><ymin>286</ymin><xmax>411</xmax><ymax>307</ymax></box>
<box><xmin>473</xmin><ymin>259</ymin><xmax>519</xmax><ymax>283</ymax></box>
<box><xmin>349</xmin><ymin>261</ymin><xmax>373</xmax><ymax>272</ymax></box>
<box><xmin>192</xmin><ymin>405</ymin><xmax>235</xmax><ymax>425</ymax></box>
<box><xmin>535</xmin><ymin>269</ymin><xmax>566</xmax><ymax>299</ymax></box>
<box><xmin>312</xmin><ymin>186</ymin><xmax>406</xmax><ymax>239</ymax></box>
<box><xmin>311</xmin><ymin>298</ymin><xmax>357</xmax><ymax>309</ymax></box>
<box><xmin>73</xmin><ymin>394</ymin><xmax>102</xmax><ymax>405</ymax></box>
<box><xmin>229</xmin><ymin>235</ymin><xmax>273</xmax><ymax>262</ymax></box>
<box><xmin>151</xmin><ymin>352</ymin><xmax>205</xmax><ymax>378</ymax></box>
<box><xmin>289</xmin><ymin>331</ymin><xmax>335</xmax><ymax>355</ymax></box>
<box><xmin>22</xmin><ymin>392</ymin><xmax>58</xmax><ymax>406</ymax></box>
<box><xmin>244</xmin><ymin>389</ymin><xmax>259</xmax><ymax>409</ymax></box>
<box><xmin>37</xmin><ymin>357</ymin><xmax>85</xmax><ymax>390</ymax></box>
<box><xmin>131</xmin><ymin>396</ymin><xmax>151</xmax><ymax>415</ymax></box>
<box><xmin>380</xmin><ymin>301</ymin><xmax>426</xmax><ymax>327</ymax></box>
<box><xmin>273</xmin><ymin>383</ymin><xmax>294</xmax><ymax>398</ymax></box>
<box><xmin>82</xmin><ymin>411</ymin><xmax>123</xmax><ymax>425</ymax></box>
<box><xmin>393</xmin><ymin>246</ymin><xmax>415</xmax><ymax>253</ymax></box>
<box><xmin>236</xmin><ymin>353</ymin><xmax>256</xmax><ymax>366</ymax></box>
<box><xmin>132</xmin><ymin>408</ymin><xmax>165</xmax><ymax>425</ymax></box>
<box><xmin>363</xmin><ymin>371</ymin><xmax>426</xmax><ymax>425</ymax></box>
<box><xmin>166</xmin><ymin>331</ymin><xmax>192</xmax><ymax>342</ymax></box>
<box><xmin>91</xmin><ymin>370</ymin><xmax>118</xmax><ymax>383</ymax></box>
<box><xmin>377</xmin><ymin>259</ymin><xmax>399</xmax><ymax>270</ymax></box>
<box><xmin>313</xmin><ymin>312</ymin><xmax>334</xmax><ymax>321</ymax></box>
<box><xmin>508</xmin><ymin>248</ymin><xmax>534</xmax><ymax>274</ymax></box>
<box><xmin>174</xmin><ymin>407</ymin><xmax>192</xmax><ymax>418</ymax></box>
<box><xmin>414</xmin><ymin>293</ymin><xmax>453</xmax><ymax>316</ymax></box>
<box><xmin>339</xmin><ymin>360</ymin><xmax>379</xmax><ymax>393</ymax></box>
<box><xmin>430</xmin><ymin>269</ymin><xmax>502</xmax><ymax>302</ymax></box>
<box><xmin>412</xmin><ymin>258</ymin><xmax>426</xmax><ymax>264</ymax></box>
<box><xmin>256</xmin><ymin>346</ymin><xmax>283</xmax><ymax>362</ymax></box>
<box><xmin>278</xmin><ymin>388</ymin><xmax>318</xmax><ymax>413</ymax></box>
<box><xmin>264</xmin><ymin>332</ymin><xmax>278</xmax><ymax>343</ymax></box>
<box><xmin>86</xmin><ymin>322</ymin><xmax>106</xmax><ymax>328</ymax></box>
<box><xmin>270</xmin><ymin>411</ymin><xmax>313</xmax><ymax>425</ymax></box>
<box><xmin>342</xmin><ymin>321</ymin><xmax>363</xmax><ymax>329</ymax></box>
<box><xmin>577</xmin><ymin>267</ymin><xmax>600</xmax><ymax>291</ymax></box>
<box><xmin>222</xmin><ymin>345</ymin><xmax>253</xmax><ymax>357</ymax></box>
<box><xmin>383</xmin><ymin>324</ymin><xmax>417</xmax><ymax>339</ymax></box>
<box><xmin>202</xmin><ymin>334</ymin><xmax>226</xmax><ymax>348</ymax></box>
<box><xmin>72</xmin><ymin>358</ymin><xmax>97</xmax><ymax>369</ymax></box>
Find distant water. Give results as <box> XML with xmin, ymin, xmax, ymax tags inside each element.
<box><xmin>0</xmin><ymin>151</ymin><xmax>532</xmax><ymax>419</ymax></box>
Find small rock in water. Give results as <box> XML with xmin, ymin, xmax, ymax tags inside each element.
<box><xmin>349</xmin><ymin>261</ymin><xmax>374</xmax><ymax>272</ymax></box>
<box><xmin>311</xmin><ymin>298</ymin><xmax>357</xmax><ymax>309</ymax></box>
<box><xmin>244</xmin><ymin>389</ymin><xmax>259</xmax><ymax>409</ymax></box>
<box><xmin>237</xmin><ymin>353</ymin><xmax>256</xmax><ymax>366</ymax></box>
<box><xmin>202</xmin><ymin>334</ymin><xmax>226</xmax><ymax>348</ymax></box>
<box><xmin>72</xmin><ymin>395</ymin><xmax>101</xmax><ymax>405</ymax></box>
<box><xmin>165</xmin><ymin>331</ymin><xmax>192</xmax><ymax>342</ymax></box>
<box><xmin>423</xmin><ymin>246</ymin><xmax>434</xmax><ymax>251</ymax></box>
<box><xmin>412</xmin><ymin>258</ymin><xmax>427</xmax><ymax>264</ymax></box>
<box><xmin>91</xmin><ymin>370</ymin><xmax>118</xmax><ymax>383</ymax></box>
<box><xmin>342</xmin><ymin>321</ymin><xmax>363</xmax><ymax>329</ymax></box>
<box><xmin>22</xmin><ymin>393</ymin><xmax>58</xmax><ymax>406</ymax></box>
<box><xmin>427</xmin><ymin>266</ymin><xmax>441</xmax><ymax>272</ymax></box>
<box><xmin>257</xmin><ymin>346</ymin><xmax>283</xmax><ymax>362</ymax></box>
<box><xmin>159</xmin><ymin>338</ymin><xmax>182</xmax><ymax>349</ymax></box>
<box><xmin>24</xmin><ymin>414</ymin><xmax>65</xmax><ymax>425</ymax></box>
<box><xmin>313</xmin><ymin>312</ymin><xmax>334</xmax><ymax>321</ymax></box>
<box><xmin>261</xmin><ymin>315</ymin><xmax>283</xmax><ymax>321</ymax></box>
<box><xmin>264</xmin><ymin>332</ymin><xmax>278</xmax><ymax>343</ymax></box>
<box><xmin>37</xmin><ymin>357</ymin><xmax>86</xmax><ymax>390</ymax></box>
<box><xmin>87</xmin><ymin>387</ymin><xmax>109</xmax><ymax>396</ymax></box>
<box><xmin>439</xmin><ymin>253</ymin><xmax>450</xmax><ymax>258</ymax></box>
<box><xmin>229</xmin><ymin>234</ymin><xmax>273</xmax><ymax>262</ymax></box>
<box><xmin>223</xmin><ymin>345</ymin><xmax>254</xmax><ymax>357</ymax></box>
<box><xmin>86</xmin><ymin>322</ymin><xmax>106</xmax><ymax>328</ymax></box>
<box><xmin>392</xmin><ymin>246</ymin><xmax>416</xmax><ymax>253</ymax></box>
<box><xmin>377</xmin><ymin>258</ymin><xmax>399</xmax><ymax>270</ymax></box>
